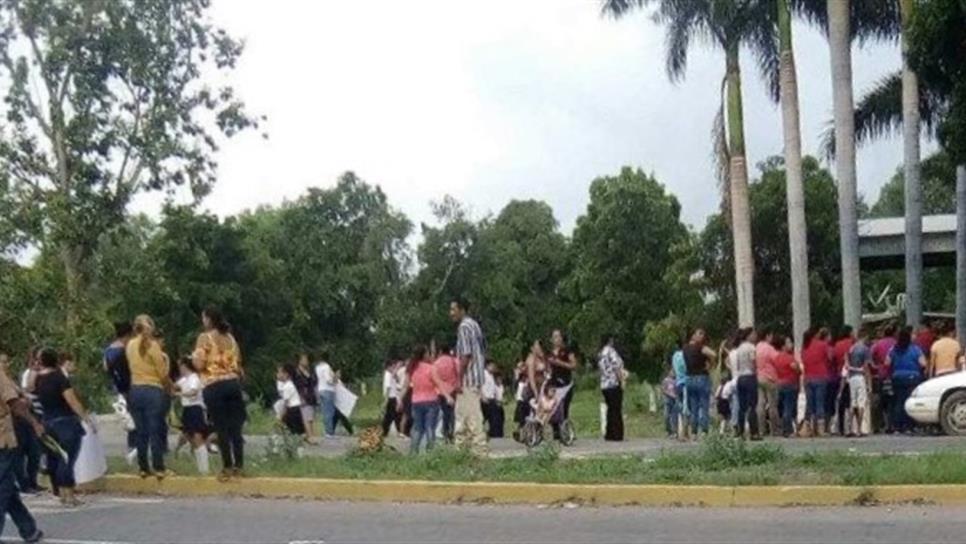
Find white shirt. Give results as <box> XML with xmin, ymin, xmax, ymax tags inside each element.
<box><xmin>481</xmin><ymin>371</ymin><xmax>499</xmax><ymax>401</ymax></box>
<box><xmin>315</xmin><ymin>361</ymin><xmax>335</xmax><ymax>393</ymax></box>
<box><xmin>278</xmin><ymin>380</ymin><xmax>302</xmax><ymax>408</ymax></box>
<box><xmin>383</xmin><ymin>368</ymin><xmax>400</xmax><ymax>399</ymax></box>
<box><xmin>177</xmin><ymin>373</ymin><xmax>204</xmax><ymax>408</ymax></box>
<box><xmin>515</xmin><ymin>381</ymin><xmax>527</xmax><ymax>402</ymax></box>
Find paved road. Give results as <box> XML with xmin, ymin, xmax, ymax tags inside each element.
<box><xmin>8</xmin><ymin>495</ymin><xmax>966</xmax><ymax>543</ymax></box>
<box><xmin>94</xmin><ymin>416</ymin><xmax>966</xmax><ymax>459</ymax></box>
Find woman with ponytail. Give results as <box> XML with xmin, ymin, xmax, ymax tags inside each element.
<box><xmin>125</xmin><ymin>314</ymin><xmax>173</xmax><ymax>480</ymax></box>
<box><xmin>192</xmin><ymin>306</ymin><xmax>245</xmax><ymax>481</ymax></box>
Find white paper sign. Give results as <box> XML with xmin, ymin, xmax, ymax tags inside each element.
<box><xmin>74</xmin><ymin>421</ymin><xmax>107</xmax><ymax>485</ymax></box>
<box><xmin>334</xmin><ymin>383</ymin><xmax>357</xmax><ymax>417</ymax></box>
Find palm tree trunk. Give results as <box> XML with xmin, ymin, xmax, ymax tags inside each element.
<box><xmin>778</xmin><ymin>0</ymin><xmax>810</xmax><ymax>350</ymax></box>
<box><xmin>726</xmin><ymin>43</ymin><xmax>755</xmax><ymax>328</ymax></box>
<box><xmin>901</xmin><ymin>0</ymin><xmax>923</xmax><ymax>327</ymax></box>
<box><xmin>957</xmin><ymin>165</ymin><xmax>966</xmax><ymax>345</ymax></box>
<box><xmin>828</xmin><ymin>0</ymin><xmax>862</xmax><ymax>328</ymax></box>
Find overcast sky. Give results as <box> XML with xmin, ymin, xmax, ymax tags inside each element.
<box><xmin>138</xmin><ymin>0</ymin><xmax>920</xmax><ymax>234</ymax></box>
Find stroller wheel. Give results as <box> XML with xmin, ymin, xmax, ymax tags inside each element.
<box><xmin>559</xmin><ymin>420</ymin><xmax>576</xmax><ymax>446</ymax></box>
<box><xmin>524</xmin><ymin>421</ymin><xmax>543</xmax><ymax>449</ymax></box>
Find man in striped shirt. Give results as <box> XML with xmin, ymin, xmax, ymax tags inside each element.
<box><xmin>450</xmin><ymin>297</ymin><xmax>488</xmax><ymax>450</ymax></box>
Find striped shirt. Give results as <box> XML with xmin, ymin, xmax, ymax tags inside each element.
<box><xmin>456</xmin><ymin>316</ymin><xmax>486</xmax><ymax>388</ymax></box>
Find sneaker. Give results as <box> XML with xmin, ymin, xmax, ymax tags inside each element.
<box><xmin>24</xmin><ymin>529</ymin><xmax>43</xmax><ymax>543</ymax></box>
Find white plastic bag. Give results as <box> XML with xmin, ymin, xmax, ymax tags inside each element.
<box><xmin>334</xmin><ymin>383</ymin><xmax>357</xmax><ymax>418</ymax></box>
<box><xmin>74</xmin><ymin>421</ymin><xmax>107</xmax><ymax>485</ymax></box>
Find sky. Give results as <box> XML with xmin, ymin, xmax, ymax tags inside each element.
<box><xmin>136</xmin><ymin>0</ymin><xmax>919</xmax><ymax>235</ymax></box>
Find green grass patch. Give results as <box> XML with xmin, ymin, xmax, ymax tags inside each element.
<box><xmin>108</xmin><ymin>436</ymin><xmax>966</xmax><ymax>487</ymax></box>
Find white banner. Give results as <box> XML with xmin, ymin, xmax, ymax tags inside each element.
<box><xmin>74</xmin><ymin>421</ymin><xmax>107</xmax><ymax>485</ymax></box>
<box><xmin>334</xmin><ymin>383</ymin><xmax>358</xmax><ymax>418</ymax></box>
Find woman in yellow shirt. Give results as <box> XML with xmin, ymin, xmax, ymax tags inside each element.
<box><xmin>125</xmin><ymin>315</ymin><xmax>173</xmax><ymax>480</ymax></box>
<box><xmin>192</xmin><ymin>306</ymin><xmax>245</xmax><ymax>481</ymax></box>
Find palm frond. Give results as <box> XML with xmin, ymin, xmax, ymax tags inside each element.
<box><xmin>791</xmin><ymin>0</ymin><xmax>900</xmax><ymax>44</ymax></box>
<box><xmin>748</xmin><ymin>10</ymin><xmax>780</xmax><ymax>103</ymax></box>
<box><xmin>600</xmin><ymin>0</ymin><xmax>649</xmax><ymax>18</ymax></box>
<box><xmin>820</xmin><ymin>71</ymin><xmax>946</xmax><ymax>159</ymax></box>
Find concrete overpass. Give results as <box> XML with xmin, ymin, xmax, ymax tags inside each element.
<box><xmin>858</xmin><ymin>214</ymin><xmax>957</xmax><ymax>270</ymax></box>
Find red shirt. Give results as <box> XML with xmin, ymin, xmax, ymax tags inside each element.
<box><xmin>802</xmin><ymin>340</ymin><xmax>831</xmax><ymax>381</ymax></box>
<box><xmin>871</xmin><ymin>337</ymin><xmax>897</xmax><ymax>380</ymax></box>
<box><xmin>916</xmin><ymin>330</ymin><xmax>936</xmax><ymax>354</ymax></box>
<box><xmin>410</xmin><ymin>361</ymin><xmax>438</xmax><ymax>404</ymax></box>
<box><xmin>832</xmin><ymin>338</ymin><xmax>854</xmax><ymax>379</ymax></box>
<box><xmin>433</xmin><ymin>355</ymin><xmax>460</xmax><ymax>395</ymax></box>
<box><xmin>773</xmin><ymin>352</ymin><xmax>799</xmax><ymax>386</ymax></box>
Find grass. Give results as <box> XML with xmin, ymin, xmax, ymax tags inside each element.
<box><xmin>107</xmin><ymin>435</ymin><xmax>966</xmax><ymax>487</ymax></box>
<box><xmin>243</xmin><ymin>380</ymin><xmax>668</xmax><ymax>438</ymax></box>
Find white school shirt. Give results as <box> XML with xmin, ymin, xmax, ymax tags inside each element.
<box><xmin>515</xmin><ymin>381</ymin><xmax>527</xmax><ymax>402</ymax></box>
<box><xmin>383</xmin><ymin>369</ymin><xmax>400</xmax><ymax>400</ymax></box>
<box><xmin>315</xmin><ymin>361</ymin><xmax>335</xmax><ymax>393</ymax></box>
<box><xmin>177</xmin><ymin>373</ymin><xmax>205</xmax><ymax>408</ymax></box>
<box><xmin>481</xmin><ymin>371</ymin><xmax>499</xmax><ymax>401</ymax></box>
<box><xmin>278</xmin><ymin>380</ymin><xmax>302</xmax><ymax>408</ymax></box>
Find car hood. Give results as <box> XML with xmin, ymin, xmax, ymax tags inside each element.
<box><xmin>915</xmin><ymin>371</ymin><xmax>966</xmax><ymax>396</ymax></box>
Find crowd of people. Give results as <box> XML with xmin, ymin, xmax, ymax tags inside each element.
<box><xmin>662</xmin><ymin>322</ymin><xmax>965</xmax><ymax>441</ymax></box>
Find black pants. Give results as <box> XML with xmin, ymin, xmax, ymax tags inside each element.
<box><xmin>203</xmin><ymin>379</ymin><xmax>246</xmax><ymax>470</ymax></box>
<box><xmin>736</xmin><ymin>375</ymin><xmax>759</xmax><ymax>438</ymax></box>
<box><xmin>872</xmin><ymin>379</ymin><xmax>893</xmax><ymax>433</ymax></box>
<box><xmin>13</xmin><ymin>417</ymin><xmax>40</xmax><ymax>491</ymax></box>
<box><xmin>44</xmin><ymin>416</ymin><xmax>84</xmax><ymax>494</ymax></box>
<box><xmin>825</xmin><ymin>378</ymin><xmax>840</xmax><ymax>432</ymax></box>
<box><xmin>381</xmin><ymin>398</ymin><xmax>399</xmax><ymax>437</ymax></box>
<box><xmin>482</xmin><ymin>401</ymin><xmax>504</xmax><ymax>438</ymax></box>
<box><xmin>0</xmin><ymin>448</ymin><xmax>38</xmax><ymax>540</ymax></box>
<box><xmin>837</xmin><ymin>383</ymin><xmax>851</xmax><ymax>435</ymax></box>
<box><xmin>334</xmin><ymin>409</ymin><xmax>353</xmax><ymax>435</ymax></box>
<box><xmin>438</xmin><ymin>396</ymin><xmax>455</xmax><ymax>441</ymax></box>
<box><xmin>602</xmin><ymin>386</ymin><xmax>623</xmax><ymax>441</ymax></box>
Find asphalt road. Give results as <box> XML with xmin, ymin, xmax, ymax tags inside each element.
<box><xmin>8</xmin><ymin>495</ymin><xmax>966</xmax><ymax>544</ymax></box>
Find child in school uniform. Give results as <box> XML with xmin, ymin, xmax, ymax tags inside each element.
<box><xmin>175</xmin><ymin>357</ymin><xmax>210</xmax><ymax>474</ymax></box>
<box><xmin>277</xmin><ymin>365</ymin><xmax>306</xmax><ymax>437</ymax></box>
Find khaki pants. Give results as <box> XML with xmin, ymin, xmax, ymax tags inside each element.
<box><xmin>757</xmin><ymin>381</ymin><xmax>781</xmax><ymax>436</ymax></box>
<box><xmin>455</xmin><ymin>387</ymin><xmax>487</xmax><ymax>451</ymax></box>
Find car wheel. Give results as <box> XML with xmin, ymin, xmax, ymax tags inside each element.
<box><xmin>940</xmin><ymin>390</ymin><xmax>966</xmax><ymax>436</ymax></box>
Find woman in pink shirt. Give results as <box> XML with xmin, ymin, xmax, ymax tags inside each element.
<box><xmin>433</xmin><ymin>345</ymin><xmax>460</xmax><ymax>442</ymax></box>
<box><xmin>405</xmin><ymin>345</ymin><xmax>453</xmax><ymax>454</ymax></box>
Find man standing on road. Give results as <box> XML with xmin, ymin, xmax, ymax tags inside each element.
<box><xmin>0</xmin><ymin>365</ymin><xmax>44</xmax><ymax>542</ymax></box>
<box><xmin>450</xmin><ymin>298</ymin><xmax>487</xmax><ymax>451</ymax></box>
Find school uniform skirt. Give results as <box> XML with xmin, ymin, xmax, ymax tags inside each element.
<box><xmin>181</xmin><ymin>405</ymin><xmax>209</xmax><ymax>436</ymax></box>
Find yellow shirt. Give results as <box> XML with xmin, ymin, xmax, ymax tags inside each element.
<box><xmin>195</xmin><ymin>332</ymin><xmax>241</xmax><ymax>385</ymax></box>
<box><xmin>0</xmin><ymin>372</ymin><xmax>21</xmax><ymax>449</ymax></box>
<box><xmin>126</xmin><ymin>336</ymin><xmax>170</xmax><ymax>388</ymax></box>
<box><xmin>931</xmin><ymin>337</ymin><xmax>962</xmax><ymax>376</ymax></box>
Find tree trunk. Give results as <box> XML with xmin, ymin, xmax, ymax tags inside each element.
<box><xmin>957</xmin><ymin>165</ymin><xmax>966</xmax><ymax>345</ymax></box>
<box><xmin>828</xmin><ymin>0</ymin><xmax>862</xmax><ymax>328</ymax></box>
<box><xmin>726</xmin><ymin>44</ymin><xmax>755</xmax><ymax>328</ymax></box>
<box><xmin>901</xmin><ymin>0</ymin><xmax>923</xmax><ymax>327</ymax></box>
<box><xmin>61</xmin><ymin>245</ymin><xmax>82</xmax><ymax>338</ymax></box>
<box><xmin>778</xmin><ymin>0</ymin><xmax>810</xmax><ymax>350</ymax></box>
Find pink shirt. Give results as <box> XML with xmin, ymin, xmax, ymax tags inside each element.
<box><xmin>410</xmin><ymin>362</ymin><xmax>439</xmax><ymax>404</ymax></box>
<box><xmin>871</xmin><ymin>337</ymin><xmax>897</xmax><ymax>380</ymax></box>
<box><xmin>433</xmin><ymin>355</ymin><xmax>460</xmax><ymax>395</ymax></box>
<box><xmin>755</xmin><ymin>342</ymin><xmax>778</xmax><ymax>383</ymax></box>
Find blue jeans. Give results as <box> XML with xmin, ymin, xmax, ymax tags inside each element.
<box><xmin>438</xmin><ymin>396</ymin><xmax>455</xmax><ymax>441</ymax></box>
<box><xmin>805</xmin><ymin>380</ymin><xmax>826</xmax><ymax>422</ymax></box>
<box><xmin>736</xmin><ymin>375</ymin><xmax>759</xmax><ymax>437</ymax></box>
<box><xmin>686</xmin><ymin>375</ymin><xmax>711</xmax><ymax>434</ymax></box>
<box><xmin>130</xmin><ymin>385</ymin><xmax>166</xmax><ymax>472</ymax></box>
<box><xmin>778</xmin><ymin>385</ymin><xmax>799</xmax><ymax>436</ymax></box>
<box><xmin>410</xmin><ymin>401</ymin><xmax>439</xmax><ymax>454</ymax></box>
<box><xmin>43</xmin><ymin>416</ymin><xmax>84</xmax><ymax>492</ymax></box>
<box><xmin>676</xmin><ymin>383</ymin><xmax>688</xmax><ymax>417</ymax></box>
<box><xmin>13</xmin><ymin>416</ymin><xmax>41</xmax><ymax>490</ymax></box>
<box><xmin>0</xmin><ymin>448</ymin><xmax>38</xmax><ymax>540</ymax></box>
<box><xmin>664</xmin><ymin>395</ymin><xmax>679</xmax><ymax>436</ymax></box>
<box><xmin>319</xmin><ymin>390</ymin><xmax>336</xmax><ymax>436</ymax></box>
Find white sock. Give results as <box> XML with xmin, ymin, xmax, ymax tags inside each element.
<box><xmin>194</xmin><ymin>446</ymin><xmax>210</xmax><ymax>475</ymax></box>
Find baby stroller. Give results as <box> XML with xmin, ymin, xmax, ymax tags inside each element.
<box><xmin>520</xmin><ymin>381</ymin><xmax>576</xmax><ymax>448</ymax></box>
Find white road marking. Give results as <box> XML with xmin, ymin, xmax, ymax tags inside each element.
<box><xmin>39</xmin><ymin>540</ymin><xmax>134</xmax><ymax>544</ymax></box>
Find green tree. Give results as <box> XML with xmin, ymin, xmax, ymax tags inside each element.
<box><xmin>603</xmin><ymin>0</ymin><xmax>781</xmax><ymax>328</ymax></box>
<box><xmin>568</xmin><ymin>167</ymin><xmax>688</xmax><ymax>373</ymax></box>
<box><xmin>0</xmin><ymin>0</ymin><xmax>260</xmax><ymax>334</ymax></box>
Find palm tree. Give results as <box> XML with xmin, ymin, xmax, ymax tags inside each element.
<box><xmin>777</xmin><ymin>0</ymin><xmax>810</xmax><ymax>351</ymax></box>
<box><xmin>827</xmin><ymin>0</ymin><xmax>862</xmax><ymax>329</ymax></box>
<box><xmin>602</xmin><ymin>0</ymin><xmax>779</xmax><ymax>328</ymax></box>
<box><xmin>900</xmin><ymin>0</ymin><xmax>922</xmax><ymax>326</ymax></box>
<box><xmin>959</xmin><ymin>165</ymin><xmax>966</xmax><ymax>343</ymax></box>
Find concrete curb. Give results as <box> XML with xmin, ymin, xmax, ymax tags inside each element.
<box><xmin>83</xmin><ymin>476</ymin><xmax>966</xmax><ymax>507</ymax></box>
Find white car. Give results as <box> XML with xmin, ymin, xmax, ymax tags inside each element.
<box><xmin>906</xmin><ymin>371</ymin><xmax>966</xmax><ymax>435</ymax></box>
